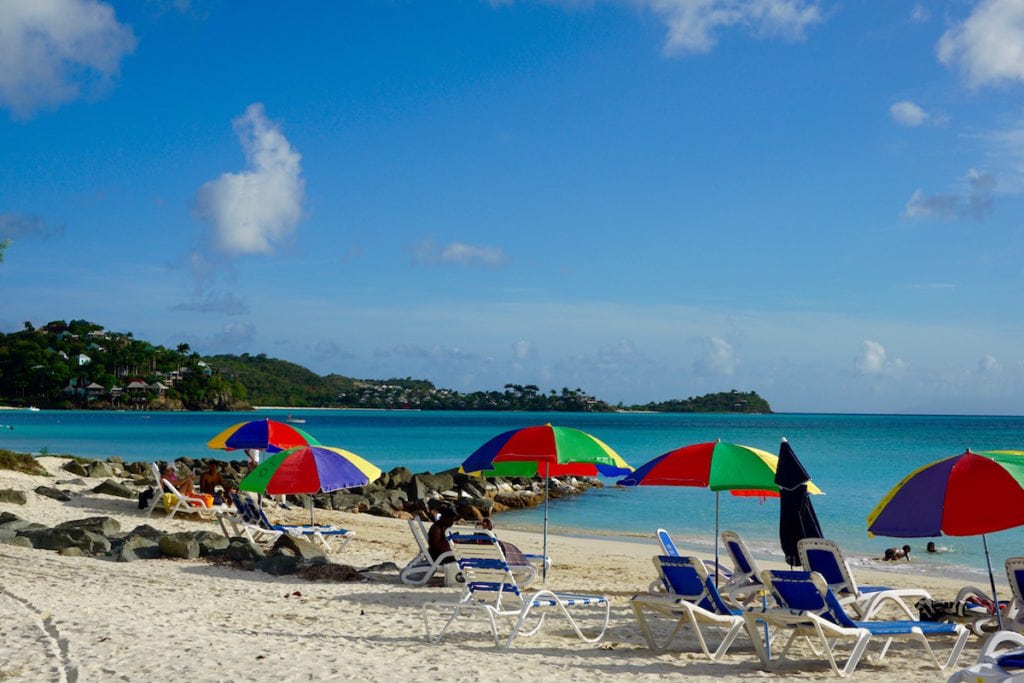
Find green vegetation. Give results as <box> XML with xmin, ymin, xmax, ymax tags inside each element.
<box><xmin>0</xmin><ymin>449</ymin><xmax>48</xmax><ymax>475</ymax></box>
<box><xmin>0</xmin><ymin>320</ymin><xmax>248</xmax><ymax>410</ymax></box>
<box><xmin>630</xmin><ymin>390</ymin><xmax>771</xmax><ymax>413</ymax></box>
<box><xmin>0</xmin><ymin>320</ymin><xmax>771</xmax><ymax>413</ymax></box>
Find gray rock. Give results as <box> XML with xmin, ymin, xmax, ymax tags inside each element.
<box><xmin>56</xmin><ymin>478</ymin><xmax>87</xmax><ymax>486</ymax></box>
<box><xmin>403</xmin><ymin>477</ymin><xmax>429</xmax><ymax>503</ymax></box>
<box><xmin>388</xmin><ymin>466</ymin><xmax>414</xmax><ymax>486</ymax></box>
<box><xmin>415</xmin><ymin>472</ymin><xmax>454</xmax><ymax>496</ymax></box>
<box><xmin>193</xmin><ymin>531</ymin><xmax>230</xmax><ymax>556</ymax></box>
<box><xmin>0</xmin><ymin>489</ymin><xmax>27</xmax><ymax>505</ymax></box>
<box><xmin>56</xmin><ymin>516</ymin><xmax>121</xmax><ymax>537</ymax></box>
<box><xmin>224</xmin><ymin>538</ymin><xmax>265</xmax><ymax>563</ymax></box>
<box><xmin>329</xmin><ymin>492</ymin><xmax>369</xmax><ymax>512</ymax></box>
<box><xmin>126</xmin><ymin>524</ymin><xmax>165</xmax><ymax>541</ymax></box>
<box><xmin>88</xmin><ymin>461</ymin><xmax>115</xmax><ymax>478</ymax></box>
<box><xmin>0</xmin><ymin>511</ymin><xmax>27</xmax><ymax>530</ymax></box>
<box><xmin>272</xmin><ymin>534</ymin><xmax>326</xmax><ymax>560</ymax></box>
<box><xmin>255</xmin><ymin>554</ymin><xmax>301</xmax><ymax>576</ymax></box>
<box><xmin>158</xmin><ymin>533</ymin><xmax>200</xmax><ymax>559</ymax></box>
<box><xmin>58</xmin><ymin>546</ymin><xmax>83</xmax><ymax>557</ymax></box>
<box><xmin>117</xmin><ymin>534</ymin><xmax>161</xmax><ymax>562</ymax></box>
<box><xmin>1</xmin><ymin>535</ymin><xmax>33</xmax><ymax>548</ymax></box>
<box><xmin>91</xmin><ymin>479</ymin><xmax>135</xmax><ymax>499</ymax></box>
<box><xmin>367</xmin><ymin>503</ymin><xmax>399</xmax><ymax>518</ymax></box>
<box><xmin>34</xmin><ymin>486</ymin><xmax>72</xmax><ymax>502</ymax></box>
<box><xmin>365</xmin><ymin>488</ymin><xmax>406</xmax><ymax>510</ymax></box>
<box><xmin>34</xmin><ymin>528</ymin><xmax>111</xmax><ymax>554</ymax></box>
<box><xmin>61</xmin><ymin>461</ymin><xmax>89</xmax><ymax>477</ymax></box>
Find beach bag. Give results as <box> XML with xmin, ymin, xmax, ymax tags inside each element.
<box><xmin>916</xmin><ymin>598</ymin><xmax>973</xmax><ymax>622</ymax></box>
<box><xmin>163</xmin><ymin>493</ymin><xmax>178</xmax><ymax>512</ymax></box>
<box><xmin>138</xmin><ymin>487</ymin><xmax>154</xmax><ymax>510</ymax></box>
<box><xmin>190</xmin><ymin>493</ymin><xmax>214</xmax><ymax>508</ymax></box>
<box><xmin>444</xmin><ymin>562</ymin><xmax>464</xmax><ymax>587</ymax></box>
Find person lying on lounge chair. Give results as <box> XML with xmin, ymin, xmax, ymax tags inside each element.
<box><xmin>162</xmin><ymin>464</ymin><xmax>196</xmax><ymax>496</ymax></box>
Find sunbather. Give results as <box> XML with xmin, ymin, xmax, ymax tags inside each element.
<box><xmin>428</xmin><ymin>507</ymin><xmax>457</xmax><ymax>565</ymax></box>
<box><xmin>199</xmin><ymin>461</ymin><xmax>226</xmax><ymax>495</ymax></box>
<box><xmin>162</xmin><ymin>463</ymin><xmax>195</xmax><ymax>496</ymax></box>
<box><xmin>477</xmin><ymin>517</ymin><xmax>529</xmax><ymax>565</ymax></box>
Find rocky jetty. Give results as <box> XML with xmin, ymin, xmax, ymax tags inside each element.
<box><xmin>102</xmin><ymin>455</ymin><xmax>604</xmax><ymax>523</ymax></box>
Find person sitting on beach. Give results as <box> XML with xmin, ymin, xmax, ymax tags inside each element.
<box><xmin>427</xmin><ymin>506</ymin><xmax>458</xmax><ymax>565</ymax></box>
<box><xmin>199</xmin><ymin>461</ymin><xmax>226</xmax><ymax>495</ymax></box>
<box><xmin>162</xmin><ymin>463</ymin><xmax>196</xmax><ymax>496</ymax></box>
<box><xmin>477</xmin><ymin>517</ymin><xmax>530</xmax><ymax>566</ymax></box>
<box><xmin>883</xmin><ymin>544</ymin><xmax>912</xmax><ymax>561</ymax></box>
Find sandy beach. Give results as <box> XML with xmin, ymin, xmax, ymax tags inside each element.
<box><xmin>0</xmin><ymin>458</ymin><xmax>1001</xmax><ymax>681</ymax></box>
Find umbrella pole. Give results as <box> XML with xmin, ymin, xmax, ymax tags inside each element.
<box><xmin>714</xmin><ymin>491</ymin><xmax>720</xmax><ymax>587</ymax></box>
<box><xmin>982</xmin><ymin>534</ymin><xmax>1004</xmax><ymax>630</ymax></box>
<box><xmin>309</xmin><ymin>496</ymin><xmax>314</xmax><ymax>526</ymax></box>
<box><xmin>543</xmin><ymin>462</ymin><xmax>550</xmax><ymax>584</ymax></box>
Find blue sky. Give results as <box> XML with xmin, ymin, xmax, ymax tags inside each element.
<box><xmin>2</xmin><ymin>0</ymin><xmax>1023</xmax><ymax>414</ymax></box>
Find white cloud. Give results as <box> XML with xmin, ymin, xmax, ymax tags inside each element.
<box><xmin>911</xmin><ymin>2</ymin><xmax>929</xmax><ymax>23</ymax></box>
<box><xmin>194</xmin><ymin>103</ymin><xmax>305</xmax><ymax>255</ymax></box>
<box><xmin>411</xmin><ymin>238</ymin><xmax>509</xmax><ymax>268</ymax></box>
<box><xmin>979</xmin><ymin>354</ymin><xmax>1001</xmax><ymax>373</ymax></box>
<box><xmin>937</xmin><ymin>0</ymin><xmax>1024</xmax><ymax>88</ymax></box>
<box><xmin>645</xmin><ymin>0</ymin><xmax>823</xmax><ymax>55</ymax></box>
<box><xmin>513</xmin><ymin>339</ymin><xmax>536</xmax><ymax>360</ymax></box>
<box><xmin>0</xmin><ymin>0</ymin><xmax>135</xmax><ymax>118</ymax></box>
<box><xmin>855</xmin><ymin>340</ymin><xmax>906</xmax><ymax>377</ymax></box>
<box><xmin>903</xmin><ymin>168</ymin><xmax>996</xmax><ymax>221</ymax></box>
<box><xmin>889</xmin><ymin>100</ymin><xmax>928</xmax><ymax>127</ymax></box>
<box><xmin>694</xmin><ymin>336</ymin><xmax>736</xmax><ymax>375</ymax></box>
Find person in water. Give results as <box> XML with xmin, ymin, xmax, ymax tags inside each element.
<box><xmin>883</xmin><ymin>544</ymin><xmax>912</xmax><ymax>561</ymax></box>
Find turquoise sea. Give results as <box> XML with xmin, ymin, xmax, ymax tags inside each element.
<box><xmin>2</xmin><ymin>409</ymin><xmax>1022</xmax><ymax>583</ymax></box>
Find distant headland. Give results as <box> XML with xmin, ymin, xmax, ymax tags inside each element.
<box><xmin>0</xmin><ymin>319</ymin><xmax>771</xmax><ymax>414</ymax></box>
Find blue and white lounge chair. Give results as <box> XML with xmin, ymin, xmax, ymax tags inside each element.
<box><xmin>744</xmin><ymin>570</ymin><xmax>969</xmax><ymax>677</ymax></box>
<box><xmin>948</xmin><ymin>630</ymin><xmax>1024</xmax><ymax>681</ymax></box>
<box><xmin>631</xmin><ymin>555</ymin><xmax>746</xmax><ymax>660</ymax></box>
<box><xmin>222</xmin><ymin>493</ymin><xmax>283</xmax><ymax>544</ymax></box>
<box><xmin>649</xmin><ymin>528</ymin><xmax>731</xmax><ymax>593</ymax></box>
<box><xmin>720</xmin><ymin>530</ymin><xmax>765</xmax><ymax>607</ymax></box>
<box><xmin>423</xmin><ymin>530</ymin><xmax>609</xmax><ymax>649</ymax></box>
<box><xmin>245</xmin><ymin>498</ymin><xmax>354</xmax><ymax>553</ymax></box>
<box><xmin>797</xmin><ymin>538</ymin><xmax>929</xmax><ymax>620</ymax></box>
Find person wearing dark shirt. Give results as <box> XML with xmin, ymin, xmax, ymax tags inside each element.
<box><xmin>427</xmin><ymin>507</ymin><xmax>457</xmax><ymax>564</ymax></box>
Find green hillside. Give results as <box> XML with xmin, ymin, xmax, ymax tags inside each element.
<box><xmin>0</xmin><ymin>320</ymin><xmax>772</xmax><ymax>413</ymax></box>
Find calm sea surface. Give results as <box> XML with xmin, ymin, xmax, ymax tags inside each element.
<box><xmin>2</xmin><ymin>409</ymin><xmax>1022</xmax><ymax>582</ymax></box>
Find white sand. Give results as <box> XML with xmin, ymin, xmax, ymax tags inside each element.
<box><xmin>0</xmin><ymin>458</ymin><xmax>1003</xmax><ymax>681</ymax></box>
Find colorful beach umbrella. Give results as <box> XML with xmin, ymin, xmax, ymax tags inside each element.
<box><xmin>619</xmin><ymin>439</ymin><xmax>823</xmax><ymax>582</ymax></box>
<box><xmin>460</xmin><ymin>424</ymin><xmax>633</xmax><ymax>580</ymax></box>
<box><xmin>206</xmin><ymin>418</ymin><xmax>319</xmax><ymax>453</ymax></box>
<box><xmin>239</xmin><ymin>444</ymin><xmax>382</xmax><ymax>524</ymax></box>
<box><xmin>867</xmin><ymin>449</ymin><xmax>1024</xmax><ymax>630</ymax></box>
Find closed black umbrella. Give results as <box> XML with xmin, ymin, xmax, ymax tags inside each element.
<box><xmin>775</xmin><ymin>437</ymin><xmax>823</xmax><ymax>567</ymax></box>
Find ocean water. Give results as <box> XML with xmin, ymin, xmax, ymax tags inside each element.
<box><xmin>2</xmin><ymin>408</ymin><xmax>1023</xmax><ymax>583</ymax></box>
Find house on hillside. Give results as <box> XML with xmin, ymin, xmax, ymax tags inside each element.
<box><xmin>75</xmin><ymin>353</ymin><xmax>91</xmax><ymax>366</ymax></box>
